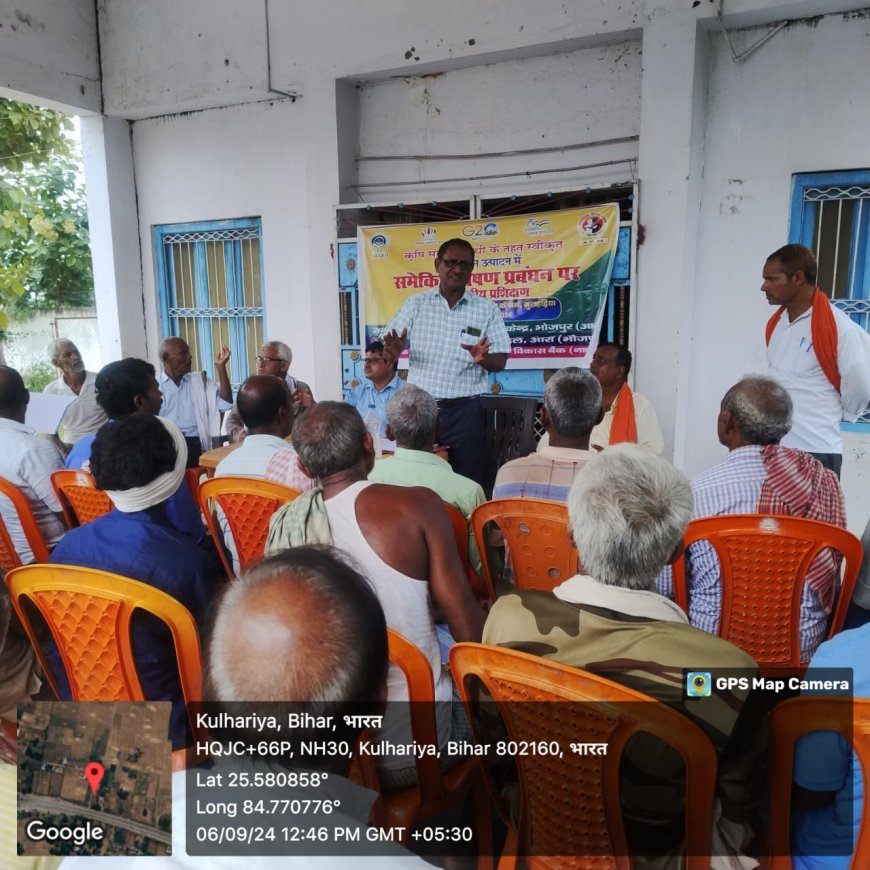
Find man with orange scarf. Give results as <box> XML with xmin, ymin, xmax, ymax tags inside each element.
<box><xmin>764</xmin><ymin>244</ymin><xmax>870</xmax><ymax>477</ymax></box>
<box><xmin>536</xmin><ymin>342</ymin><xmax>664</xmax><ymax>455</ymax></box>
<box><xmin>656</xmin><ymin>376</ymin><xmax>846</xmax><ymax>661</ymax></box>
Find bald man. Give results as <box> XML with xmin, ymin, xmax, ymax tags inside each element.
<box><xmin>157</xmin><ymin>336</ymin><xmax>233</xmax><ymax>466</ymax></box>
<box><xmin>214</xmin><ymin>375</ymin><xmax>313</xmax><ymax>572</ymax></box>
<box><xmin>61</xmin><ymin>548</ymin><xmax>427</xmax><ymax>867</ymax></box>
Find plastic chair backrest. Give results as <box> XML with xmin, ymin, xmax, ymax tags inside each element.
<box><xmin>471</xmin><ymin>498</ymin><xmax>577</xmax><ymax>595</ymax></box>
<box><xmin>4</xmin><ymin>563</ymin><xmax>202</xmax><ymax>711</ymax></box>
<box><xmin>768</xmin><ymin>696</ymin><xmax>870</xmax><ymax>869</ymax></box>
<box><xmin>385</xmin><ymin>628</ymin><xmax>446</xmax><ymax>801</ymax></box>
<box><xmin>672</xmin><ymin>514</ymin><xmax>863</xmax><ymax>669</ymax></box>
<box><xmin>442</xmin><ymin>501</ymin><xmax>489</xmax><ymax>603</ymax></box>
<box><xmin>50</xmin><ymin>469</ymin><xmax>113</xmax><ymax>528</ymax></box>
<box><xmin>198</xmin><ymin>476</ymin><xmax>300</xmax><ymax>577</ymax></box>
<box><xmin>0</xmin><ymin>476</ymin><xmax>50</xmax><ymax>569</ymax></box>
<box><xmin>480</xmin><ymin>396</ymin><xmax>539</xmax><ymax>498</ymax></box>
<box><xmin>449</xmin><ymin>642</ymin><xmax>717</xmax><ymax>869</ymax></box>
<box><xmin>184</xmin><ymin>466</ymin><xmax>206</xmax><ymax>505</ymax></box>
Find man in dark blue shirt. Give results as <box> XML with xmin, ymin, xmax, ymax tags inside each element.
<box><xmin>48</xmin><ymin>413</ymin><xmax>224</xmax><ymax>748</ymax></box>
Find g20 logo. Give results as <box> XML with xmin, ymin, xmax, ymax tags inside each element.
<box><xmin>461</xmin><ymin>222</ymin><xmax>499</xmax><ymax>239</ymax></box>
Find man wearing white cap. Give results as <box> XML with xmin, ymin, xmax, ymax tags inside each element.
<box><xmin>47</xmin><ymin>413</ymin><xmax>224</xmax><ymax>747</ymax></box>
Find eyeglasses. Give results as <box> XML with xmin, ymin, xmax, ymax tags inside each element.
<box><xmin>364</xmin><ymin>356</ymin><xmax>386</xmax><ymax>364</ymax></box>
<box><xmin>256</xmin><ymin>355</ymin><xmax>284</xmax><ymax>364</ymax></box>
<box><xmin>439</xmin><ymin>258</ymin><xmax>475</xmax><ymax>270</ymax></box>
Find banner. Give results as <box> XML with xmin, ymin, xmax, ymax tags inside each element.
<box><xmin>360</xmin><ymin>205</ymin><xmax>619</xmax><ymax>369</ymax></box>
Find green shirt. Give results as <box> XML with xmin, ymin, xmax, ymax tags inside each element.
<box><xmin>368</xmin><ymin>448</ymin><xmax>485</xmax><ymax>573</ymax></box>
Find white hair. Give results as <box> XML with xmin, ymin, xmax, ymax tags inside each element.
<box><xmin>47</xmin><ymin>338</ymin><xmax>76</xmax><ymax>364</ymax></box>
<box><xmin>543</xmin><ymin>367</ymin><xmax>602</xmax><ymax>437</ymax></box>
<box><xmin>386</xmin><ymin>384</ymin><xmax>438</xmax><ymax>449</ymax></box>
<box><xmin>566</xmin><ymin>444</ymin><xmax>693</xmax><ymax>590</ymax></box>
<box><xmin>264</xmin><ymin>341</ymin><xmax>292</xmax><ymax>364</ymax></box>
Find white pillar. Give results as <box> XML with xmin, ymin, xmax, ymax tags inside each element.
<box><xmin>635</xmin><ymin>14</ymin><xmax>709</xmax><ymax>468</ymax></box>
<box><xmin>80</xmin><ymin>115</ymin><xmax>146</xmax><ymax>361</ymax></box>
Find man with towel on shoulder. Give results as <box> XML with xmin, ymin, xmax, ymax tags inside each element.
<box><xmin>47</xmin><ymin>413</ymin><xmax>224</xmax><ymax>747</ymax></box>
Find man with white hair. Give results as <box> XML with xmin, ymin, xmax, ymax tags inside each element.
<box><xmin>43</xmin><ymin>338</ymin><xmax>107</xmax><ymax>446</ymax></box>
<box><xmin>224</xmin><ymin>340</ymin><xmax>313</xmax><ymax>443</ymax></box>
<box><xmin>369</xmin><ymin>384</ymin><xmax>484</xmax><ymax>570</ymax></box>
<box><xmin>484</xmin><ymin>444</ymin><xmax>763</xmax><ymax>859</ymax></box>
<box><xmin>657</xmin><ymin>375</ymin><xmax>846</xmax><ymax>661</ymax></box>
<box><xmin>47</xmin><ymin>413</ymin><xmax>224</xmax><ymax>748</ymax></box>
<box><xmin>494</xmin><ymin>367</ymin><xmax>602</xmax><ymax>501</ymax></box>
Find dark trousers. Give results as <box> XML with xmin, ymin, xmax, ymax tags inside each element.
<box><xmin>810</xmin><ymin>452</ymin><xmax>842</xmax><ymax>479</ymax></box>
<box><xmin>183</xmin><ymin>436</ymin><xmax>202</xmax><ymax>469</ymax></box>
<box><xmin>437</xmin><ymin>395</ymin><xmax>485</xmax><ymax>487</ymax></box>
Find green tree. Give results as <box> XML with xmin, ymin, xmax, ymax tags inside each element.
<box><xmin>0</xmin><ymin>98</ymin><xmax>93</xmax><ymax>329</ymax></box>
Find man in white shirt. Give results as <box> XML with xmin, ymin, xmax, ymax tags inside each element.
<box><xmin>763</xmin><ymin>243</ymin><xmax>870</xmax><ymax>477</ymax></box>
<box><xmin>215</xmin><ymin>375</ymin><xmax>312</xmax><ymax>572</ymax></box>
<box><xmin>157</xmin><ymin>337</ymin><xmax>233</xmax><ymax>467</ymax></box>
<box><xmin>43</xmin><ymin>339</ymin><xmax>107</xmax><ymax>447</ymax></box>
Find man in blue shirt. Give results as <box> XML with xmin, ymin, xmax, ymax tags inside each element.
<box><xmin>48</xmin><ymin>413</ymin><xmax>224</xmax><ymax>749</ymax></box>
<box><xmin>65</xmin><ymin>357</ymin><xmax>206</xmax><ymax>544</ymax></box>
<box><xmin>344</xmin><ymin>340</ymin><xmax>404</xmax><ymax>438</ymax></box>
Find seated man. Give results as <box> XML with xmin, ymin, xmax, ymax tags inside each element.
<box><xmin>345</xmin><ymin>340</ymin><xmax>404</xmax><ymax>438</ymax></box>
<box><xmin>65</xmin><ymin>358</ymin><xmax>205</xmax><ymax>543</ymax></box>
<box><xmin>266</xmin><ymin>402</ymin><xmax>484</xmax><ymax>787</ymax></box>
<box><xmin>789</xmin><ymin>622</ymin><xmax>869</xmax><ymax>869</ymax></box>
<box><xmin>484</xmin><ymin>444</ymin><xmax>763</xmax><ymax>857</ymax></box>
<box><xmin>0</xmin><ymin>365</ymin><xmax>65</xmax><ymax>562</ymax></box>
<box><xmin>60</xmin><ymin>546</ymin><xmax>425</xmax><ymax>868</ymax></box>
<box><xmin>537</xmin><ymin>343</ymin><xmax>664</xmax><ymax>454</ymax></box>
<box><xmin>48</xmin><ymin>414</ymin><xmax>224</xmax><ymax>748</ymax></box>
<box><xmin>369</xmin><ymin>384</ymin><xmax>484</xmax><ymax>572</ymax></box>
<box><xmin>157</xmin><ymin>336</ymin><xmax>233</xmax><ymax>466</ymax></box>
<box><xmin>215</xmin><ymin>375</ymin><xmax>313</xmax><ymax>572</ymax></box>
<box><xmin>495</xmin><ymin>366</ymin><xmax>602</xmax><ymax>501</ymax></box>
<box><xmin>43</xmin><ymin>338</ymin><xmax>107</xmax><ymax>447</ymax></box>
<box><xmin>657</xmin><ymin>375</ymin><xmax>845</xmax><ymax>661</ymax></box>
<box><xmin>224</xmin><ymin>341</ymin><xmax>314</xmax><ymax>443</ymax></box>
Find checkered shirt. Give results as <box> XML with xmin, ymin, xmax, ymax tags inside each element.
<box><xmin>382</xmin><ymin>288</ymin><xmax>510</xmax><ymax>399</ymax></box>
<box><xmin>657</xmin><ymin>444</ymin><xmax>828</xmax><ymax>660</ymax></box>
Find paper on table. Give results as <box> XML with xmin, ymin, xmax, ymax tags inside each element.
<box><xmin>25</xmin><ymin>391</ymin><xmax>76</xmax><ymax>434</ymax></box>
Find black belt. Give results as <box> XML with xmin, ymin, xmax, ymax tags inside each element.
<box><xmin>436</xmin><ymin>396</ymin><xmax>478</xmax><ymax>409</ymax></box>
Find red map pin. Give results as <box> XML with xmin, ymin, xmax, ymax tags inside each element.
<box><xmin>84</xmin><ymin>762</ymin><xmax>104</xmax><ymax>795</ymax></box>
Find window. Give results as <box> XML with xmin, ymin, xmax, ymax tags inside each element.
<box><xmin>790</xmin><ymin>171</ymin><xmax>870</xmax><ymax>425</ymax></box>
<box><xmin>153</xmin><ymin>219</ymin><xmax>265</xmax><ymax>393</ymax></box>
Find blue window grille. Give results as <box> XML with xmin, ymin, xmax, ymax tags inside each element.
<box><xmin>154</xmin><ymin>218</ymin><xmax>265</xmax><ymax>393</ymax></box>
<box><xmin>790</xmin><ymin>171</ymin><xmax>870</xmax><ymax>426</ymax></box>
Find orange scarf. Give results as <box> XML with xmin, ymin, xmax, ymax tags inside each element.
<box><xmin>765</xmin><ymin>288</ymin><xmax>841</xmax><ymax>392</ymax></box>
<box><xmin>609</xmin><ymin>382</ymin><xmax>637</xmax><ymax>445</ymax></box>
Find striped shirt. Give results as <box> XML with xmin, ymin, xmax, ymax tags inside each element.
<box><xmin>493</xmin><ymin>445</ymin><xmax>597</xmax><ymax>502</ymax></box>
<box><xmin>656</xmin><ymin>445</ymin><xmax>827</xmax><ymax>660</ymax></box>
<box><xmin>382</xmin><ymin>287</ymin><xmax>510</xmax><ymax>399</ymax></box>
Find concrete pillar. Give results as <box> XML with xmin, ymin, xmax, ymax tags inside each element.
<box><xmin>635</xmin><ymin>14</ymin><xmax>709</xmax><ymax>467</ymax></box>
<box><xmin>80</xmin><ymin>115</ymin><xmax>146</xmax><ymax>361</ymax></box>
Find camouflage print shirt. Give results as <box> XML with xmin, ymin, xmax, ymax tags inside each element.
<box><xmin>483</xmin><ymin>574</ymin><xmax>766</xmax><ymax>856</ymax></box>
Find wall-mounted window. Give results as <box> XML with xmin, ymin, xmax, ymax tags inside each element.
<box><xmin>790</xmin><ymin>171</ymin><xmax>870</xmax><ymax>426</ymax></box>
<box><xmin>153</xmin><ymin>218</ymin><xmax>265</xmax><ymax>393</ymax></box>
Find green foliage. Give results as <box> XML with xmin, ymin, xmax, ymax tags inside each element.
<box><xmin>0</xmin><ymin>98</ymin><xmax>93</xmax><ymax>328</ymax></box>
<box><xmin>22</xmin><ymin>360</ymin><xmax>55</xmax><ymax>392</ymax></box>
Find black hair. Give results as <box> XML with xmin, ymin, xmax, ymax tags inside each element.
<box><xmin>90</xmin><ymin>413</ymin><xmax>176</xmax><ymax>490</ymax></box>
<box><xmin>237</xmin><ymin>375</ymin><xmax>290</xmax><ymax>431</ymax></box>
<box><xmin>436</xmin><ymin>237</ymin><xmax>475</xmax><ymax>261</ymax></box>
<box><xmin>95</xmin><ymin>359</ymin><xmax>156</xmax><ymax>417</ymax></box>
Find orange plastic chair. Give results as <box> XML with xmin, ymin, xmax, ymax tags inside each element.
<box><xmin>198</xmin><ymin>476</ymin><xmax>300</xmax><ymax>578</ymax></box>
<box><xmin>767</xmin><ymin>696</ymin><xmax>870</xmax><ymax>869</ymax></box>
<box><xmin>50</xmin><ymin>469</ymin><xmax>113</xmax><ymax>528</ymax></box>
<box><xmin>672</xmin><ymin>515</ymin><xmax>863</xmax><ymax>670</ymax></box>
<box><xmin>4</xmin><ymin>563</ymin><xmax>203</xmax><ymax>740</ymax></box>
<box><xmin>471</xmin><ymin>498</ymin><xmax>578</xmax><ymax>597</ymax></box>
<box><xmin>0</xmin><ymin>476</ymin><xmax>50</xmax><ymax>570</ymax></box>
<box><xmin>444</xmin><ymin>501</ymin><xmax>490</xmax><ymax>604</ymax></box>
<box><xmin>184</xmin><ymin>466</ymin><xmax>206</xmax><ymax>505</ymax></box>
<box><xmin>358</xmin><ymin>629</ymin><xmax>491</xmax><ymax>854</ymax></box>
<box><xmin>449</xmin><ymin>643</ymin><xmax>718</xmax><ymax>870</ymax></box>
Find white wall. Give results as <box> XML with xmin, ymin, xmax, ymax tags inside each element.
<box><xmin>683</xmin><ymin>12</ymin><xmax>870</xmax><ymax>529</ymax></box>
<box><xmin>130</xmin><ymin>99</ymin><xmax>323</xmax><ymax>390</ymax></box>
<box><xmin>3</xmin><ymin>309</ymin><xmax>101</xmax><ymax>376</ymax></box>
<box><xmin>0</xmin><ymin>0</ymin><xmax>99</xmax><ymax>113</ymax></box>
<box><xmin>355</xmin><ymin>43</ymin><xmax>642</xmax><ymax>199</ymax></box>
